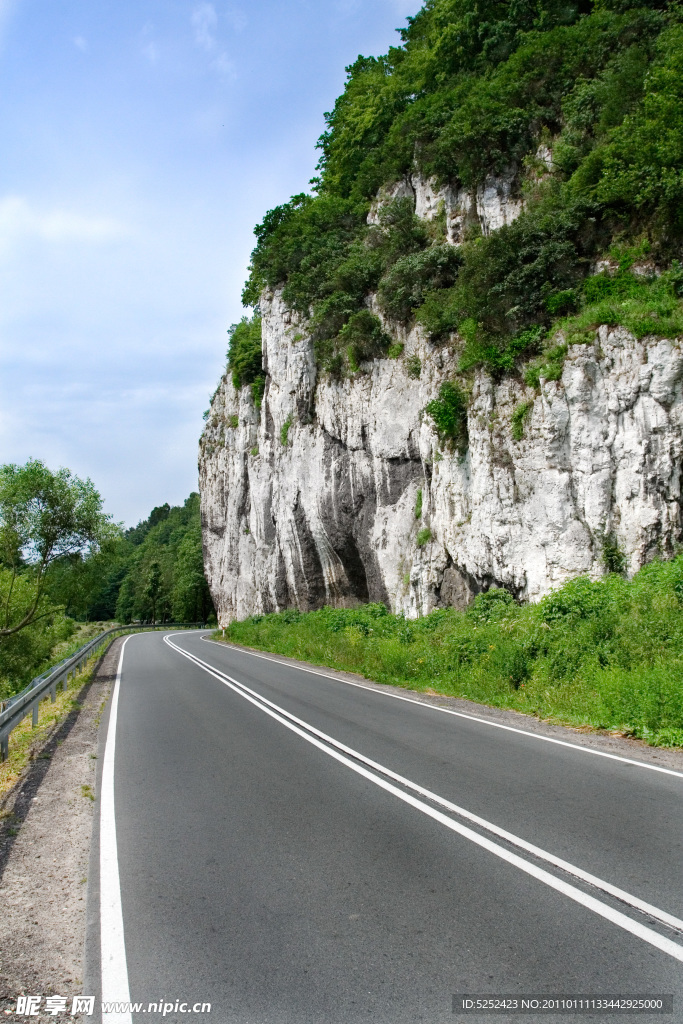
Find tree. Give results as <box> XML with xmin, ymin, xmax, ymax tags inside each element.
<box><xmin>145</xmin><ymin>560</ymin><xmax>162</xmax><ymax>624</ymax></box>
<box><xmin>0</xmin><ymin>459</ymin><xmax>115</xmax><ymax>639</ymax></box>
<box><xmin>172</xmin><ymin>523</ymin><xmax>212</xmax><ymax>622</ymax></box>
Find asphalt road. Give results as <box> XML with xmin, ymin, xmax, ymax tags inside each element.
<box><xmin>86</xmin><ymin>630</ymin><xmax>683</xmax><ymax>1024</ymax></box>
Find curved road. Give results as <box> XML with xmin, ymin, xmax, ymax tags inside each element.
<box><xmin>85</xmin><ymin>630</ymin><xmax>683</xmax><ymax>1023</ymax></box>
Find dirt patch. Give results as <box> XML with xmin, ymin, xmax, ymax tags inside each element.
<box><xmin>0</xmin><ymin>639</ymin><xmax>121</xmax><ymax>1020</ymax></box>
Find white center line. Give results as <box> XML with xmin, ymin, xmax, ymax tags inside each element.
<box><xmin>166</xmin><ymin>633</ymin><xmax>683</xmax><ymax>964</ymax></box>
<box><xmin>200</xmin><ymin>636</ymin><xmax>683</xmax><ymax>779</ymax></box>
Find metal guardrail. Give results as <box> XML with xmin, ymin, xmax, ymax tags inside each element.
<box><xmin>0</xmin><ymin>622</ymin><xmax>207</xmax><ymax>761</ymax></box>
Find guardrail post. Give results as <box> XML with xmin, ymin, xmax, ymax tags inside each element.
<box><xmin>51</xmin><ymin>683</ymin><xmax>56</xmax><ymax>702</ymax></box>
<box><xmin>32</xmin><ymin>702</ymin><xmax>39</xmax><ymax>727</ymax></box>
<box><xmin>1</xmin><ymin>735</ymin><xmax>7</xmax><ymax>761</ymax></box>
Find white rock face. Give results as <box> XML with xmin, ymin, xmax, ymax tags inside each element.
<box><xmin>475</xmin><ymin>173</ymin><xmax>524</xmax><ymax>235</ymax></box>
<box><xmin>370</xmin><ymin>171</ymin><xmax>524</xmax><ymax>242</ymax></box>
<box><xmin>200</xmin><ymin>302</ymin><xmax>683</xmax><ymax>624</ymax></box>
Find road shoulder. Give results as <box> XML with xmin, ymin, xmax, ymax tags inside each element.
<box><xmin>0</xmin><ymin>639</ymin><xmax>121</xmax><ymax>1018</ymax></box>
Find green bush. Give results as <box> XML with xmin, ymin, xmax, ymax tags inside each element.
<box><xmin>405</xmin><ymin>354</ymin><xmax>422</xmax><ymax>379</ymax></box>
<box><xmin>414</xmin><ymin>487</ymin><xmax>423</xmax><ymax>519</ymax></box>
<box><xmin>228</xmin><ymin>316</ymin><xmax>263</xmax><ymax>392</ymax></box>
<box><xmin>551</xmin><ymin>264</ymin><xmax>683</xmax><ymax>341</ymax></box>
<box><xmin>378</xmin><ymin>243</ymin><xmax>461</xmax><ymax>322</ymax></box>
<box><xmin>340</xmin><ymin>310</ymin><xmax>391</xmax><ymax>370</ymax></box>
<box><xmin>220</xmin><ymin>553</ymin><xmax>683</xmax><ymax>747</ymax></box>
<box><xmin>233</xmin><ymin>1</ymin><xmax>683</xmax><ymax>386</ymax></box>
<box><xmin>511</xmin><ymin>400</ymin><xmax>533</xmax><ymax>441</ymax></box>
<box><xmin>467</xmin><ymin>587</ymin><xmax>515</xmax><ymax>624</ymax></box>
<box><xmin>416</xmin><ymin>527</ymin><xmax>432</xmax><ymax>547</ymax></box>
<box><xmin>280</xmin><ymin>416</ymin><xmax>293</xmax><ymax>446</ymax></box>
<box><xmin>425</xmin><ymin>381</ymin><xmax>469</xmax><ymax>452</ymax></box>
<box><xmin>603</xmin><ymin>535</ymin><xmax>627</xmax><ymax>575</ymax></box>
<box><xmin>414</xmin><ymin>287</ymin><xmax>461</xmax><ymax>340</ymax></box>
<box><xmin>278</xmin><ymin>417</ymin><xmax>292</xmax><ymax>446</ymax></box>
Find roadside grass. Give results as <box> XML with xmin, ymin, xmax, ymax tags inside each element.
<box><xmin>216</xmin><ymin>557</ymin><xmax>683</xmax><ymax>748</ymax></box>
<box><xmin>0</xmin><ymin>653</ymin><xmax>100</xmax><ymax>804</ymax></box>
<box><xmin>50</xmin><ymin>621</ymin><xmax>115</xmax><ymax>665</ymax></box>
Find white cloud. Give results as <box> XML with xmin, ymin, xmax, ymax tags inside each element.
<box><xmin>225</xmin><ymin>8</ymin><xmax>247</xmax><ymax>32</ymax></box>
<box><xmin>73</xmin><ymin>35</ymin><xmax>88</xmax><ymax>51</ymax></box>
<box><xmin>212</xmin><ymin>52</ymin><xmax>235</xmax><ymax>77</ymax></box>
<box><xmin>191</xmin><ymin>3</ymin><xmax>217</xmax><ymax>51</ymax></box>
<box><xmin>0</xmin><ymin>196</ymin><xmax>129</xmax><ymax>251</ymax></box>
<box><xmin>139</xmin><ymin>22</ymin><xmax>159</xmax><ymax>64</ymax></box>
<box><xmin>141</xmin><ymin>40</ymin><xmax>159</xmax><ymax>64</ymax></box>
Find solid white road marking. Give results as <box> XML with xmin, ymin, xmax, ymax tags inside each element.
<box><xmin>100</xmin><ymin>637</ymin><xmax>133</xmax><ymax>1024</ymax></box>
<box><xmin>173</xmin><ymin>636</ymin><xmax>683</xmax><ymax>934</ymax></box>
<box><xmin>166</xmin><ymin>634</ymin><xmax>683</xmax><ymax>964</ymax></box>
<box><xmin>202</xmin><ymin>636</ymin><xmax>683</xmax><ymax>780</ymax></box>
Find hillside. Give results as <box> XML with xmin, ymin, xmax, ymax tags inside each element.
<box><xmin>200</xmin><ymin>0</ymin><xmax>683</xmax><ymax>625</ymax></box>
<box><xmin>239</xmin><ymin>0</ymin><xmax>683</xmax><ymax>384</ymax></box>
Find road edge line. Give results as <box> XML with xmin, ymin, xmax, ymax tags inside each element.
<box><xmin>100</xmin><ymin>637</ymin><xmax>133</xmax><ymax>1024</ymax></box>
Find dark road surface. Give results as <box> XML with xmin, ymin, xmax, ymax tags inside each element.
<box><xmin>86</xmin><ymin>630</ymin><xmax>683</xmax><ymax>1024</ymax></box>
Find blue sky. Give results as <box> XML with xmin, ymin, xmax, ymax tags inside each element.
<box><xmin>0</xmin><ymin>0</ymin><xmax>420</xmax><ymax>527</ymax></box>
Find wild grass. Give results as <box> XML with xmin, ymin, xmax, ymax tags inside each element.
<box><xmin>0</xmin><ymin>651</ymin><xmax>99</xmax><ymax>803</ymax></box>
<box><xmin>218</xmin><ymin>557</ymin><xmax>683</xmax><ymax>749</ymax></box>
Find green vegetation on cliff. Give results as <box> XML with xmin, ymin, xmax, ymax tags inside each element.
<box><xmin>238</xmin><ymin>0</ymin><xmax>683</xmax><ymax>385</ymax></box>
<box><xmin>219</xmin><ymin>556</ymin><xmax>683</xmax><ymax>748</ymax></box>
<box><xmin>227</xmin><ymin>315</ymin><xmax>265</xmax><ymax>405</ymax></box>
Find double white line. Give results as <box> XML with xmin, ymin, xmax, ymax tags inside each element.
<box><xmin>165</xmin><ymin>633</ymin><xmax>683</xmax><ymax>964</ymax></box>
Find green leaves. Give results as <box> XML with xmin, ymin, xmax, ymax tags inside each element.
<box><xmin>378</xmin><ymin>242</ymin><xmax>461</xmax><ymax>322</ymax></box>
<box><xmin>223</xmin><ymin>550</ymin><xmax>683</xmax><ymax>747</ymax></box>
<box><xmin>339</xmin><ymin>310</ymin><xmax>390</xmax><ymax>369</ymax></box>
<box><xmin>0</xmin><ymin>459</ymin><xmax>113</xmax><ymax>570</ymax></box>
<box><xmin>0</xmin><ymin>460</ymin><xmax>115</xmax><ymax>639</ymax></box>
<box><xmin>227</xmin><ymin>315</ymin><xmax>263</xmax><ymax>393</ymax></box>
<box><xmin>237</xmin><ymin>0</ymin><xmax>683</xmax><ymax>387</ymax></box>
<box><xmin>582</xmin><ymin>24</ymin><xmax>683</xmax><ymax>229</ymax></box>
<box><xmin>115</xmin><ymin>493</ymin><xmax>213</xmax><ymax>625</ymax></box>
<box><xmin>425</xmin><ymin>381</ymin><xmax>469</xmax><ymax>451</ymax></box>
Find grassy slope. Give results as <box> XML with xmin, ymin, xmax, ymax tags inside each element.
<box><xmin>219</xmin><ymin>559</ymin><xmax>683</xmax><ymax>748</ymax></box>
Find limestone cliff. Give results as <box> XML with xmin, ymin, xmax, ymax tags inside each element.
<box><xmin>199</xmin><ymin>175</ymin><xmax>683</xmax><ymax>625</ymax></box>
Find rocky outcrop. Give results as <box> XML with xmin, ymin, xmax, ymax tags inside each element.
<box><xmin>369</xmin><ymin>171</ymin><xmax>523</xmax><ymax>243</ymax></box>
<box><xmin>200</xmin><ymin>289</ymin><xmax>683</xmax><ymax>624</ymax></box>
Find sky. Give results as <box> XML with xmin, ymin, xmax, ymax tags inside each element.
<box><xmin>0</xmin><ymin>0</ymin><xmax>421</xmax><ymax>527</ymax></box>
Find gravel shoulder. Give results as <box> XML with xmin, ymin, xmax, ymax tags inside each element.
<box><xmin>0</xmin><ymin>639</ymin><xmax>121</xmax><ymax>1020</ymax></box>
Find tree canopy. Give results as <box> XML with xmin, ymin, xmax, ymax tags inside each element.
<box><xmin>237</xmin><ymin>0</ymin><xmax>683</xmax><ymax>382</ymax></box>
<box><xmin>0</xmin><ymin>460</ymin><xmax>114</xmax><ymax>638</ymax></box>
